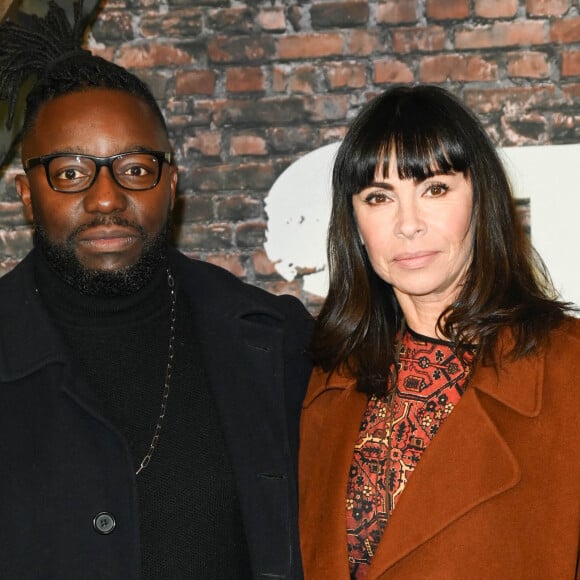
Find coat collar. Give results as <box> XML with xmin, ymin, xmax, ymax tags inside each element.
<box><xmin>304</xmin><ymin>329</ymin><xmax>545</xmax><ymax>419</ymax></box>
<box><xmin>0</xmin><ymin>251</ymin><xmax>67</xmax><ymax>382</ymax></box>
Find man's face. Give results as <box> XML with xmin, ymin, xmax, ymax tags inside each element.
<box><xmin>15</xmin><ymin>88</ymin><xmax>178</xmax><ymax>295</ymax></box>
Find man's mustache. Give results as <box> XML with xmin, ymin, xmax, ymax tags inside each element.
<box><xmin>66</xmin><ymin>217</ymin><xmax>148</xmax><ymax>243</ymax></box>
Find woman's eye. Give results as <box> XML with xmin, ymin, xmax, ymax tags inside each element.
<box><xmin>363</xmin><ymin>191</ymin><xmax>389</xmax><ymax>204</ymax></box>
<box><xmin>426</xmin><ymin>183</ymin><xmax>449</xmax><ymax>196</ymax></box>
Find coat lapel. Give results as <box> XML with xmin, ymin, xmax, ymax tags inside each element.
<box><xmin>368</xmin><ymin>347</ymin><xmax>544</xmax><ymax>578</ymax></box>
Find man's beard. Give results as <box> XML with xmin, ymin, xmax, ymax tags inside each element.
<box><xmin>33</xmin><ymin>217</ymin><xmax>170</xmax><ymax>297</ymax></box>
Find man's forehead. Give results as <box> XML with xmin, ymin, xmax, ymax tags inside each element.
<box><xmin>23</xmin><ymin>89</ymin><xmax>169</xmax><ymax>158</ymax></box>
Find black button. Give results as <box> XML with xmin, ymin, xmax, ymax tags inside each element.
<box><xmin>93</xmin><ymin>512</ymin><xmax>116</xmax><ymax>535</ymax></box>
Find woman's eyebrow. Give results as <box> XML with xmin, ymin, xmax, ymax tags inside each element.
<box><xmin>366</xmin><ymin>181</ymin><xmax>395</xmax><ymax>190</ymax></box>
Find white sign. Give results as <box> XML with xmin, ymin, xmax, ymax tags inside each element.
<box><xmin>265</xmin><ymin>143</ymin><xmax>580</xmax><ymax>307</ymax></box>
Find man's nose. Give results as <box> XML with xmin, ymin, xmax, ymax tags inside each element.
<box><xmin>82</xmin><ymin>166</ymin><xmax>128</xmax><ymax>214</ymax></box>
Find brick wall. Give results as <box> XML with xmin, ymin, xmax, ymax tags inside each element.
<box><xmin>0</xmin><ymin>0</ymin><xmax>578</xmax><ymax>310</ymax></box>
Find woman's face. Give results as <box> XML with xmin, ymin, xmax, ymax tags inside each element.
<box><xmin>352</xmin><ymin>155</ymin><xmax>474</xmax><ymax>322</ymax></box>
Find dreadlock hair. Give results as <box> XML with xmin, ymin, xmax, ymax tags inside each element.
<box><xmin>0</xmin><ymin>0</ymin><xmax>167</xmax><ymax>138</ymax></box>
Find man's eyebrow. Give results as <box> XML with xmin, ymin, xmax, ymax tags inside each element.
<box><xmin>35</xmin><ymin>145</ymin><xmax>158</xmax><ymax>157</ymax></box>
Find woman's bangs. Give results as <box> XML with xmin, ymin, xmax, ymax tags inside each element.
<box><xmin>387</xmin><ymin>127</ymin><xmax>471</xmax><ymax>181</ymax></box>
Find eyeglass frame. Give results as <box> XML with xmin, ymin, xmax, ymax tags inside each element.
<box><xmin>23</xmin><ymin>150</ymin><xmax>173</xmax><ymax>193</ymax></box>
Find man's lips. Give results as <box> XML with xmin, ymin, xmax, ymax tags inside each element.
<box><xmin>75</xmin><ymin>226</ymin><xmax>143</xmax><ymax>251</ymax></box>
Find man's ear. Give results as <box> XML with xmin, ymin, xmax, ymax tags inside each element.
<box><xmin>169</xmin><ymin>164</ymin><xmax>178</xmax><ymax>210</ymax></box>
<box><xmin>14</xmin><ymin>174</ymin><xmax>34</xmax><ymax>223</ymax></box>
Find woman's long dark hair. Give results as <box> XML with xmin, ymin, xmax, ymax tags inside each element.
<box><xmin>311</xmin><ymin>84</ymin><xmax>574</xmax><ymax>395</ymax></box>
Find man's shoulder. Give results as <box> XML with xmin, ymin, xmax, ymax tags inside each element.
<box><xmin>169</xmin><ymin>249</ymin><xmax>312</xmax><ymax>322</ymax></box>
<box><xmin>0</xmin><ymin>253</ymin><xmax>34</xmax><ymax>296</ymax></box>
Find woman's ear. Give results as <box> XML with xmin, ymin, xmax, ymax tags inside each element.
<box><xmin>14</xmin><ymin>174</ymin><xmax>34</xmax><ymax>222</ymax></box>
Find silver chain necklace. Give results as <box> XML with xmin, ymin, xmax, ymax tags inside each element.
<box><xmin>135</xmin><ymin>268</ymin><xmax>177</xmax><ymax>476</ymax></box>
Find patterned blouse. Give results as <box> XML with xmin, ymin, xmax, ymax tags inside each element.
<box><xmin>346</xmin><ymin>329</ymin><xmax>476</xmax><ymax>579</ymax></box>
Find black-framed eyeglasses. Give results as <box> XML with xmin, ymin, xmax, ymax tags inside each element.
<box><xmin>23</xmin><ymin>150</ymin><xmax>173</xmax><ymax>193</ymax></box>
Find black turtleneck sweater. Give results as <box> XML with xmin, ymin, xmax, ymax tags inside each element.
<box><xmin>34</xmin><ymin>252</ymin><xmax>252</xmax><ymax>579</ymax></box>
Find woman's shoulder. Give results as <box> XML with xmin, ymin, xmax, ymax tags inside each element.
<box><xmin>303</xmin><ymin>364</ymin><xmax>357</xmax><ymax>408</ymax></box>
<box><xmin>550</xmin><ymin>315</ymin><xmax>580</xmax><ymax>348</ymax></box>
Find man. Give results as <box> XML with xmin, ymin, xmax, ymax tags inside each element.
<box><xmin>0</xmin><ymin>4</ymin><xmax>312</xmax><ymax>579</ymax></box>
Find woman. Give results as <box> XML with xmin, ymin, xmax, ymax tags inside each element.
<box><xmin>299</xmin><ymin>85</ymin><xmax>580</xmax><ymax>579</ymax></box>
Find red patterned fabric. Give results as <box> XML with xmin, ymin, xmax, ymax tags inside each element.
<box><xmin>346</xmin><ymin>330</ymin><xmax>475</xmax><ymax>579</ymax></box>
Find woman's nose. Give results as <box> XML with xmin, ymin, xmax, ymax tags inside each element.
<box><xmin>395</xmin><ymin>200</ymin><xmax>426</xmax><ymax>239</ymax></box>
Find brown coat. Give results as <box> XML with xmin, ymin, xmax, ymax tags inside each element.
<box><xmin>299</xmin><ymin>318</ymin><xmax>580</xmax><ymax>580</ymax></box>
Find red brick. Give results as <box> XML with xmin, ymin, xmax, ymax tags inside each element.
<box><xmin>288</xmin><ymin>65</ymin><xmax>320</xmax><ymax>94</ymax></box>
<box><xmin>267</xmin><ymin>126</ymin><xmax>318</xmax><ymax>153</ymax></box>
<box><xmin>455</xmin><ymin>21</ymin><xmax>546</xmax><ymax>49</ymax></box>
<box><xmin>320</xmin><ymin>126</ymin><xmax>349</xmax><ymax>143</ymax></box>
<box><xmin>263</xmin><ymin>280</ymin><xmax>303</xmax><ymax>299</ymax></box>
<box><xmin>305</xmin><ymin>94</ymin><xmax>350</xmax><ymax>121</ymax></box>
<box><xmin>310</xmin><ymin>2</ymin><xmax>370</xmax><ymax>29</ymax></box>
<box><xmin>140</xmin><ymin>9</ymin><xmax>202</xmax><ymax>38</ymax></box>
<box><xmin>175</xmin><ymin>70</ymin><xmax>216</xmax><ymax>95</ymax></box>
<box><xmin>257</xmin><ymin>7</ymin><xmax>286</xmax><ymax>31</ymax></box>
<box><xmin>550</xmin><ymin>17</ymin><xmax>580</xmax><ymax>42</ymax></box>
<box><xmin>426</xmin><ymin>0</ymin><xmax>470</xmax><ymax>20</ymax></box>
<box><xmin>526</xmin><ymin>0</ymin><xmax>570</xmax><ymax>17</ymax></box>
<box><xmin>501</xmin><ymin>114</ymin><xmax>548</xmax><ymax>145</ymax></box>
<box><xmin>116</xmin><ymin>44</ymin><xmax>193</xmax><ymax>68</ymax></box>
<box><xmin>0</xmin><ymin>202</ymin><xmax>28</xmax><ymax>227</ymax></box>
<box><xmin>206</xmin><ymin>254</ymin><xmax>246</xmax><ymax>278</ymax></box>
<box><xmin>507</xmin><ymin>51</ymin><xmax>550</xmax><ymax>78</ymax></box>
<box><xmin>0</xmin><ymin>228</ymin><xmax>32</xmax><ymax>258</ymax></box>
<box><xmin>0</xmin><ymin>259</ymin><xmax>20</xmax><ymax>277</ymax></box>
<box><xmin>277</xmin><ymin>33</ymin><xmax>344</xmax><ymax>60</ymax></box>
<box><xmin>373</xmin><ymin>59</ymin><xmax>414</xmax><ymax>83</ymax></box>
<box><xmin>391</xmin><ymin>26</ymin><xmax>447</xmax><ymax>53</ymax></box>
<box><xmin>183</xmin><ymin>131</ymin><xmax>222</xmax><ymax>157</ymax></box>
<box><xmin>324</xmin><ymin>62</ymin><xmax>367</xmax><ymax>89</ymax></box>
<box><xmin>376</xmin><ymin>0</ymin><xmax>417</xmax><ymax>24</ymax></box>
<box><xmin>419</xmin><ymin>54</ymin><xmax>498</xmax><ymax>82</ymax></box>
<box><xmin>229</xmin><ymin>135</ymin><xmax>268</xmax><ymax>156</ymax></box>
<box><xmin>562</xmin><ymin>82</ymin><xmax>580</xmax><ymax>101</ymax></box>
<box><xmin>201</xmin><ymin>97</ymin><xmax>309</xmax><ymax>127</ymax></box>
<box><xmin>252</xmin><ymin>249</ymin><xmax>278</xmax><ymax>276</ymax></box>
<box><xmin>207</xmin><ymin>7</ymin><xmax>253</xmax><ymax>34</ymax></box>
<box><xmin>236</xmin><ymin>222</ymin><xmax>267</xmax><ymax>248</ymax></box>
<box><xmin>552</xmin><ymin>112</ymin><xmax>578</xmax><ymax>140</ymax></box>
<box><xmin>195</xmin><ymin>161</ymin><xmax>278</xmax><ymax>192</ymax></box>
<box><xmin>463</xmin><ymin>86</ymin><xmax>556</xmax><ymax>113</ymax></box>
<box><xmin>178</xmin><ymin>224</ymin><xmax>232</xmax><ymax>250</ymax></box>
<box><xmin>217</xmin><ymin>195</ymin><xmax>263</xmax><ymax>220</ymax></box>
<box><xmin>562</xmin><ymin>50</ymin><xmax>580</xmax><ymax>76</ymax></box>
<box><xmin>175</xmin><ymin>195</ymin><xmax>214</xmax><ymax>223</ymax></box>
<box><xmin>207</xmin><ymin>35</ymin><xmax>276</xmax><ymax>63</ymax></box>
<box><xmin>347</xmin><ymin>29</ymin><xmax>382</xmax><ymax>55</ymax></box>
<box><xmin>475</xmin><ymin>0</ymin><xmax>518</xmax><ymax>18</ymax></box>
<box><xmin>226</xmin><ymin>67</ymin><xmax>266</xmax><ymax>93</ymax></box>
<box><xmin>272</xmin><ymin>65</ymin><xmax>289</xmax><ymax>92</ymax></box>
<box><xmin>94</xmin><ymin>10</ymin><xmax>134</xmax><ymax>41</ymax></box>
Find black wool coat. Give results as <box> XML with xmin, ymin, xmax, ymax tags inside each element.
<box><xmin>0</xmin><ymin>248</ymin><xmax>313</xmax><ymax>580</ymax></box>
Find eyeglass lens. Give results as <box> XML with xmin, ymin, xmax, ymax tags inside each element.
<box><xmin>48</xmin><ymin>153</ymin><xmax>162</xmax><ymax>192</ymax></box>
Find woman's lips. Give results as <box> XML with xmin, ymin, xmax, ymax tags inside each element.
<box><xmin>393</xmin><ymin>251</ymin><xmax>439</xmax><ymax>269</ymax></box>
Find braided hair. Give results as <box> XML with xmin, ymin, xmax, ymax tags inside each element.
<box><xmin>0</xmin><ymin>0</ymin><xmax>167</xmax><ymax>138</ymax></box>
